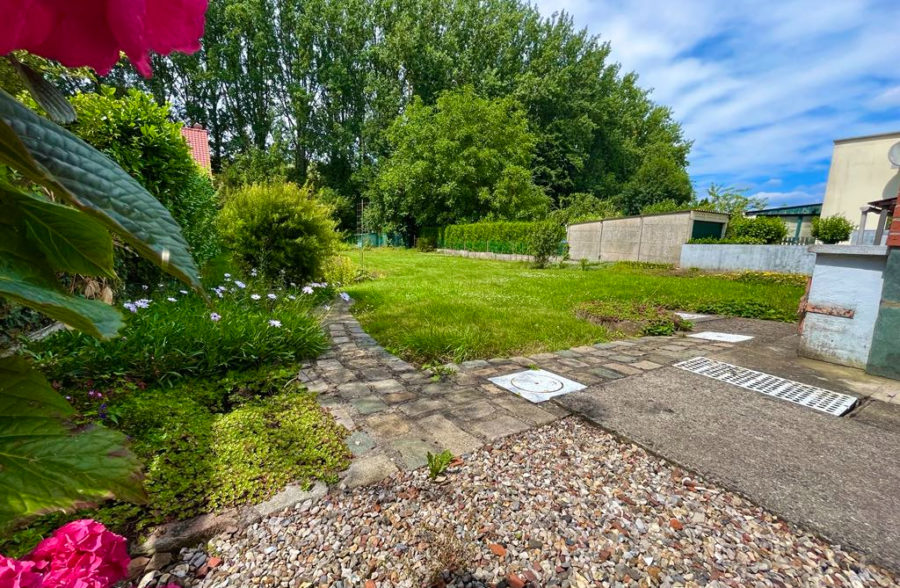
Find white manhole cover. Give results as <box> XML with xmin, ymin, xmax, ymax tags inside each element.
<box><xmin>688</xmin><ymin>331</ymin><xmax>754</xmax><ymax>343</ymax></box>
<box><xmin>510</xmin><ymin>373</ymin><xmax>565</xmax><ymax>393</ymax></box>
<box><xmin>490</xmin><ymin>369</ymin><xmax>585</xmax><ymax>403</ymax></box>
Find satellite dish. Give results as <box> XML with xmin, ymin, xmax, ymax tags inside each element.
<box><xmin>890</xmin><ymin>141</ymin><xmax>900</xmax><ymax>167</ymax></box>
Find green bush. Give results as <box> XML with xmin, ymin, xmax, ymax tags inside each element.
<box><xmin>812</xmin><ymin>215</ymin><xmax>854</xmax><ymax>244</ymax></box>
<box><xmin>529</xmin><ymin>221</ymin><xmax>566</xmax><ymax>268</ymax></box>
<box><xmin>640</xmin><ymin>199</ymin><xmax>687</xmax><ymax>215</ymax></box>
<box><xmin>26</xmin><ymin>278</ymin><xmax>331</xmax><ymax>389</ymax></box>
<box><xmin>416</xmin><ymin>236</ymin><xmax>437</xmax><ymax>252</ymax></box>
<box><xmin>48</xmin><ymin>87</ymin><xmax>220</xmax><ymax>286</ymax></box>
<box><xmin>728</xmin><ymin>216</ymin><xmax>788</xmax><ymax>244</ymax></box>
<box><xmin>219</xmin><ymin>182</ymin><xmax>340</xmax><ymax>284</ymax></box>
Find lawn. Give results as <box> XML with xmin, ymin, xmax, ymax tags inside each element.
<box><xmin>345</xmin><ymin>248</ymin><xmax>805</xmax><ymax>364</ymax></box>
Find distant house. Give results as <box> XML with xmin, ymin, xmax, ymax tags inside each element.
<box><xmin>746</xmin><ymin>202</ymin><xmax>822</xmax><ymax>243</ymax></box>
<box><xmin>821</xmin><ymin>130</ymin><xmax>900</xmax><ymax>244</ymax></box>
<box><xmin>180</xmin><ymin>124</ymin><xmax>212</xmax><ymax>174</ymax></box>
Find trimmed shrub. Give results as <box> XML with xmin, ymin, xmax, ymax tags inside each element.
<box><xmin>442</xmin><ymin>221</ymin><xmax>542</xmax><ymax>254</ymax></box>
<box><xmin>416</xmin><ymin>236</ymin><xmax>437</xmax><ymax>252</ymax></box>
<box><xmin>219</xmin><ymin>183</ymin><xmax>340</xmax><ymax>284</ymax></box>
<box><xmin>529</xmin><ymin>221</ymin><xmax>566</xmax><ymax>268</ymax></box>
<box><xmin>728</xmin><ymin>216</ymin><xmax>788</xmax><ymax>244</ymax></box>
<box><xmin>812</xmin><ymin>215</ymin><xmax>854</xmax><ymax>244</ymax></box>
<box><xmin>688</xmin><ymin>236</ymin><xmax>766</xmax><ymax>244</ymax></box>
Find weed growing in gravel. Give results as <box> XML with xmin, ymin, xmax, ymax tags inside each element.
<box><xmin>427</xmin><ymin>450</ymin><xmax>454</xmax><ymax>480</ymax></box>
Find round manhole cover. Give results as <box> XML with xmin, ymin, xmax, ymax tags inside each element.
<box><xmin>510</xmin><ymin>372</ymin><xmax>565</xmax><ymax>394</ymax></box>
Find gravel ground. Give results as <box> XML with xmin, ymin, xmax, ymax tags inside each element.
<box><xmin>167</xmin><ymin>418</ymin><xmax>896</xmax><ymax>587</ymax></box>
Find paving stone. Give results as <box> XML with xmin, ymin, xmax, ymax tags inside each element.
<box><xmin>557</xmin><ymin>357</ymin><xmax>590</xmax><ymax>368</ymax></box>
<box><xmin>555</xmin><ymin>350</ymin><xmax>581</xmax><ymax>358</ymax></box>
<box><xmin>352</xmin><ymin>395</ymin><xmax>389</xmax><ymax>415</ymax></box>
<box><xmin>361</xmin><ymin>368</ymin><xmax>394</xmax><ymax>381</ymax></box>
<box><xmin>305</xmin><ymin>380</ymin><xmax>331</xmax><ymax>393</ymax></box>
<box><xmin>590</xmin><ymin>368</ymin><xmax>622</xmax><ymax>380</ymax></box>
<box><xmin>603</xmin><ymin>362</ymin><xmax>643</xmax><ymax>376</ymax></box>
<box><xmin>364</xmin><ymin>412</ymin><xmax>411</xmax><ymax>440</ymax></box>
<box><xmin>527</xmin><ymin>352</ymin><xmax>557</xmax><ymax>361</ymax></box>
<box><xmin>332</xmin><ymin>336</ymin><xmax>350</xmax><ymax>344</ymax></box>
<box><xmin>384</xmin><ymin>390</ymin><xmax>418</xmax><ymax>404</ymax></box>
<box><xmin>347</xmin><ymin>431</ymin><xmax>376</xmax><ymax>456</ymax></box>
<box><xmin>492</xmin><ymin>396</ymin><xmax>559</xmax><ymax>425</ymax></box>
<box><xmin>421</xmin><ymin>382</ymin><xmax>448</xmax><ymax>395</ymax></box>
<box><xmin>369</xmin><ymin>379</ymin><xmax>406</xmax><ymax>395</ymax></box>
<box><xmin>418</xmin><ymin>414</ymin><xmax>482</xmax><ymax>455</ymax></box>
<box><xmin>398</xmin><ymin>397</ymin><xmax>451</xmax><ymax>418</ymax></box>
<box><xmin>340</xmin><ymin>454</ymin><xmax>398</xmax><ymax>489</ymax></box>
<box><xmin>324</xmin><ymin>404</ymin><xmax>355</xmax><ymax>431</ymax></box>
<box><xmin>325</xmin><ymin>369</ymin><xmax>357</xmax><ymax>385</ymax></box>
<box><xmin>460</xmin><ymin>359</ymin><xmax>491</xmax><ymax>370</ymax></box>
<box><xmin>608</xmin><ymin>354</ymin><xmax>638</xmax><ymax>363</ymax></box>
<box><xmin>632</xmin><ymin>360</ymin><xmax>663</xmax><ymax>370</ymax></box>
<box><xmin>390</xmin><ymin>438</ymin><xmax>440</xmax><ymax>470</ymax></box>
<box><xmin>467</xmin><ymin>414</ymin><xmax>531</xmax><ymax>440</ymax></box>
<box><xmin>451</xmin><ymin>400</ymin><xmax>497</xmax><ymax>422</ymax></box>
<box><xmin>444</xmin><ymin>389</ymin><xmax>486</xmax><ymax>404</ymax></box>
<box><xmin>571</xmin><ymin>346</ymin><xmax>599</xmax><ymax>354</ymax></box>
<box><xmin>337</xmin><ymin>381</ymin><xmax>371</xmax><ymax>397</ymax></box>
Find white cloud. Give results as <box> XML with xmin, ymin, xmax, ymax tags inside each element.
<box><xmin>533</xmin><ymin>0</ymin><xmax>900</xmax><ymax>190</ymax></box>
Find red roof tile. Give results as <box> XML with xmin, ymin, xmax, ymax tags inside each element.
<box><xmin>181</xmin><ymin>125</ymin><xmax>211</xmax><ymax>173</ymax></box>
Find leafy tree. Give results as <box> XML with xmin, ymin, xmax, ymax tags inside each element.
<box><xmin>369</xmin><ymin>87</ymin><xmax>548</xmax><ymax>236</ymax></box>
<box><xmin>552</xmin><ymin>192</ymin><xmax>620</xmax><ymax>224</ymax></box>
<box><xmin>696</xmin><ymin>183</ymin><xmax>765</xmax><ymax>216</ymax></box>
<box><xmin>619</xmin><ymin>145</ymin><xmax>693</xmax><ymax>214</ymax></box>
<box><xmin>640</xmin><ymin>199</ymin><xmax>687</xmax><ymax>215</ymax></box>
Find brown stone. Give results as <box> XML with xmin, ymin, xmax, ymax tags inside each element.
<box><xmin>669</xmin><ymin>518</ymin><xmax>684</xmax><ymax>531</ymax></box>
<box><xmin>207</xmin><ymin>556</ymin><xmax>223</xmax><ymax>568</ymax></box>
<box><xmin>127</xmin><ymin>556</ymin><xmax>150</xmax><ymax>579</ymax></box>
<box><xmin>506</xmin><ymin>572</ymin><xmax>526</xmax><ymax>588</ymax></box>
<box><xmin>365</xmin><ymin>581</ymin><xmax>376</xmax><ymax>588</ymax></box>
<box><xmin>489</xmin><ymin>543</ymin><xmax>508</xmax><ymax>557</ymax></box>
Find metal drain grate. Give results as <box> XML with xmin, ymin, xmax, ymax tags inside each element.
<box><xmin>674</xmin><ymin>357</ymin><xmax>858</xmax><ymax>416</ymax></box>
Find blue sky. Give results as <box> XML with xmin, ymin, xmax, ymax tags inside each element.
<box><xmin>533</xmin><ymin>0</ymin><xmax>900</xmax><ymax>207</ymax></box>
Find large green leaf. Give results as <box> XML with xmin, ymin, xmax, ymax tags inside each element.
<box><xmin>0</xmin><ymin>91</ymin><xmax>201</xmax><ymax>289</ymax></box>
<box><xmin>0</xmin><ymin>221</ymin><xmax>122</xmax><ymax>339</ymax></box>
<box><xmin>7</xmin><ymin>57</ymin><xmax>76</xmax><ymax>124</ymax></box>
<box><xmin>1</xmin><ymin>184</ymin><xmax>115</xmax><ymax>278</ymax></box>
<box><xmin>0</xmin><ymin>357</ymin><xmax>145</xmax><ymax>528</ymax></box>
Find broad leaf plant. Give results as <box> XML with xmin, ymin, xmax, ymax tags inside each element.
<box><xmin>0</xmin><ymin>63</ymin><xmax>202</xmax><ymax>531</ymax></box>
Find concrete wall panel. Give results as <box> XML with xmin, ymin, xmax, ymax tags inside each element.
<box><xmin>680</xmin><ymin>244</ymin><xmax>816</xmax><ymax>274</ymax></box>
<box><xmin>638</xmin><ymin>213</ymin><xmax>692</xmax><ymax>264</ymax></box>
<box><xmin>599</xmin><ymin>217</ymin><xmax>643</xmax><ymax>262</ymax></box>
<box><xmin>566</xmin><ymin>222</ymin><xmax>602</xmax><ymax>260</ymax></box>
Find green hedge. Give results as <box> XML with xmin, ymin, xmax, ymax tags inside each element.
<box><xmin>439</xmin><ymin>221</ymin><xmax>564</xmax><ymax>255</ymax></box>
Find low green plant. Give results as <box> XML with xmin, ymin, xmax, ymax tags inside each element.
<box><xmin>579</xmin><ymin>258</ymin><xmax>590</xmax><ymax>271</ymax></box>
<box><xmin>424</xmin><ymin>363</ymin><xmax>456</xmax><ymax>382</ymax></box>
<box><xmin>529</xmin><ymin>220</ymin><xmax>566</xmax><ymax>268</ymax></box>
<box><xmin>691</xmin><ymin>300</ymin><xmax>796</xmax><ymax>321</ymax></box>
<box><xmin>416</xmin><ymin>236</ymin><xmax>437</xmax><ymax>252</ymax></box>
<box><xmin>576</xmin><ymin>300</ymin><xmax>692</xmax><ymax>336</ymax></box>
<box><xmin>728</xmin><ymin>215</ymin><xmax>788</xmax><ymax>244</ymax></box>
<box><xmin>26</xmin><ymin>278</ymin><xmax>331</xmax><ymax>390</ymax></box>
<box><xmin>426</xmin><ymin>450</ymin><xmax>454</xmax><ymax>480</ymax></box>
<box><xmin>811</xmin><ymin>215</ymin><xmax>854</xmax><ymax>244</ymax></box>
<box><xmin>688</xmin><ymin>236</ymin><xmax>766</xmax><ymax>244</ymax></box>
<box><xmin>219</xmin><ymin>182</ymin><xmax>340</xmax><ymax>285</ymax></box>
<box><xmin>0</xmin><ymin>368</ymin><xmax>351</xmax><ymax>555</ymax></box>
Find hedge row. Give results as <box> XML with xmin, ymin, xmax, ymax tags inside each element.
<box><xmin>436</xmin><ymin>221</ymin><xmax>546</xmax><ymax>255</ymax></box>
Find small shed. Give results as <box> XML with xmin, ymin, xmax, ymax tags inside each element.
<box><xmin>568</xmin><ymin>209</ymin><xmax>729</xmax><ymax>264</ymax></box>
<box><xmin>746</xmin><ymin>202</ymin><xmax>822</xmax><ymax>243</ymax></box>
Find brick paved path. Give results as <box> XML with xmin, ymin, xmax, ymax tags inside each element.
<box><xmin>307</xmin><ymin>301</ymin><xmax>736</xmax><ymax>488</ymax></box>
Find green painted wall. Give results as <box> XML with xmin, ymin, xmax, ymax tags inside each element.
<box><xmin>866</xmin><ymin>248</ymin><xmax>900</xmax><ymax>380</ymax></box>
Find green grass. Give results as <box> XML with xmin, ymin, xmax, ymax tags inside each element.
<box><xmin>345</xmin><ymin>249</ymin><xmax>804</xmax><ymax>364</ymax></box>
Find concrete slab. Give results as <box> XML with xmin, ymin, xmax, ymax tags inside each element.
<box><xmin>555</xmin><ymin>367</ymin><xmax>900</xmax><ymax>571</ymax></box>
<box><xmin>390</xmin><ymin>438</ymin><xmax>441</xmax><ymax>470</ymax></box>
<box><xmin>466</xmin><ymin>414</ymin><xmax>531</xmax><ymax>441</ymax></box>
<box><xmin>417</xmin><ymin>414</ymin><xmax>482</xmax><ymax>455</ymax></box>
<box><xmin>346</xmin><ymin>431</ymin><xmax>375</xmax><ymax>456</ymax></box>
<box><xmin>341</xmin><ymin>454</ymin><xmax>398</xmax><ymax>489</ymax></box>
<box><xmin>352</xmin><ymin>395</ymin><xmax>388</xmax><ymax>415</ymax></box>
<box><xmin>364</xmin><ymin>412</ymin><xmax>412</xmax><ymax>440</ymax></box>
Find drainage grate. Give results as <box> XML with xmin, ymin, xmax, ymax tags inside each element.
<box><xmin>674</xmin><ymin>357</ymin><xmax>858</xmax><ymax>416</ymax></box>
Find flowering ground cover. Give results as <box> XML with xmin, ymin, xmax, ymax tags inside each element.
<box><xmin>2</xmin><ymin>274</ymin><xmax>351</xmax><ymax>558</ymax></box>
<box><xmin>345</xmin><ymin>249</ymin><xmax>804</xmax><ymax>364</ymax></box>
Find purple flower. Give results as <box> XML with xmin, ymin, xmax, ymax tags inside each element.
<box><xmin>339</xmin><ymin>292</ymin><xmax>351</xmax><ymax>302</ymax></box>
<box><xmin>302</xmin><ymin>286</ymin><xmax>314</xmax><ymax>295</ymax></box>
<box><xmin>267</xmin><ymin>293</ymin><xmax>277</xmax><ymax>300</ymax></box>
<box><xmin>210</xmin><ymin>312</ymin><xmax>222</xmax><ymax>322</ymax></box>
<box><xmin>135</xmin><ymin>299</ymin><xmax>151</xmax><ymax>308</ymax></box>
<box><xmin>123</xmin><ymin>302</ymin><xmax>138</xmax><ymax>313</ymax></box>
<box><xmin>167</xmin><ymin>297</ymin><xmax>177</xmax><ymax>302</ymax></box>
<box><xmin>250</xmin><ymin>294</ymin><xmax>261</xmax><ymax>301</ymax></box>
<box><xmin>268</xmin><ymin>319</ymin><xmax>282</xmax><ymax>328</ymax></box>
<box><xmin>234</xmin><ymin>280</ymin><xmax>246</xmax><ymax>289</ymax></box>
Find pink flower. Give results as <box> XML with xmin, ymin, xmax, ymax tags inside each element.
<box><xmin>0</xmin><ymin>555</ymin><xmax>43</xmax><ymax>588</ymax></box>
<box><xmin>27</xmin><ymin>519</ymin><xmax>129</xmax><ymax>588</ymax></box>
<box><xmin>0</xmin><ymin>0</ymin><xmax>208</xmax><ymax>77</ymax></box>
